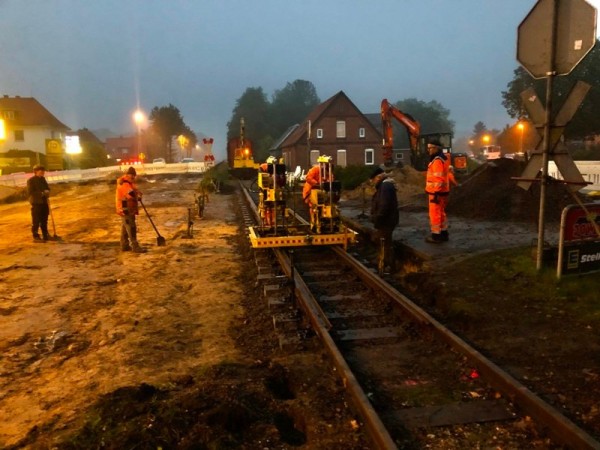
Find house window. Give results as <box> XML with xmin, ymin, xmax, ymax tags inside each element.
<box><xmin>316</xmin><ymin>128</ymin><xmax>323</xmax><ymax>139</ymax></box>
<box><xmin>359</xmin><ymin>127</ymin><xmax>365</xmax><ymax>138</ymax></box>
<box><xmin>337</xmin><ymin>149</ymin><xmax>347</xmax><ymax>168</ymax></box>
<box><xmin>2</xmin><ymin>110</ymin><xmax>15</xmax><ymax>120</ymax></box>
<box><xmin>14</xmin><ymin>130</ymin><xmax>24</xmax><ymax>141</ymax></box>
<box><xmin>394</xmin><ymin>152</ymin><xmax>404</xmax><ymax>162</ymax></box>
<box><xmin>365</xmin><ymin>148</ymin><xmax>375</xmax><ymax>165</ymax></box>
<box><xmin>310</xmin><ymin>149</ymin><xmax>320</xmax><ymax>165</ymax></box>
<box><xmin>336</xmin><ymin>121</ymin><xmax>346</xmax><ymax>138</ymax></box>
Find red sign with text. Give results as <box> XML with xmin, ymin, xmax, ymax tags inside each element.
<box><xmin>562</xmin><ymin>203</ymin><xmax>600</xmax><ymax>242</ymax></box>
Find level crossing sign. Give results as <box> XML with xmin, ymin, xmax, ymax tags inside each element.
<box><xmin>517</xmin><ymin>82</ymin><xmax>590</xmax><ymax>192</ymax></box>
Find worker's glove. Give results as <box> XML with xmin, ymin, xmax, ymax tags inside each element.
<box><xmin>42</xmin><ymin>190</ymin><xmax>50</xmax><ymax>198</ymax></box>
<box><xmin>430</xmin><ymin>194</ymin><xmax>439</xmax><ymax>204</ymax></box>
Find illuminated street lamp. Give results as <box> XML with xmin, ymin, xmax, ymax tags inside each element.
<box><xmin>517</xmin><ymin>122</ymin><xmax>525</xmax><ymax>154</ymax></box>
<box><xmin>482</xmin><ymin>134</ymin><xmax>490</xmax><ymax>145</ymax></box>
<box><xmin>0</xmin><ymin>118</ymin><xmax>5</xmax><ymax>141</ymax></box>
<box><xmin>132</xmin><ymin>109</ymin><xmax>145</xmax><ymax>161</ymax></box>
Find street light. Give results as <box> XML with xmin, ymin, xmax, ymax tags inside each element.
<box><xmin>517</xmin><ymin>122</ymin><xmax>524</xmax><ymax>154</ymax></box>
<box><xmin>482</xmin><ymin>134</ymin><xmax>490</xmax><ymax>145</ymax></box>
<box><xmin>0</xmin><ymin>118</ymin><xmax>5</xmax><ymax>141</ymax></box>
<box><xmin>132</xmin><ymin>109</ymin><xmax>145</xmax><ymax>162</ymax></box>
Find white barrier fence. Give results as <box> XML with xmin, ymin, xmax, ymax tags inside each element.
<box><xmin>0</xmin><ymin>162</ymin><xmax>211</xmax><ymax>188</ymax></box>
<box><xmin>548</xmin><ymin>161</ymin><xmax>600</xmax><ymax>192</ymax></box>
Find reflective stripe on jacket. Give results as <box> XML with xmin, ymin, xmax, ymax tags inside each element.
<box><xmin>425</xmin><ymin>155</ymin><xmax>449</xmax><ymax>195</ymax></box>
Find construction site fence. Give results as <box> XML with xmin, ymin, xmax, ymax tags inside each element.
<box><xmin>0</xmin><ymin>161</ymin><xmax>212</xmax><ymax>188</ymax></box>
<box><xmin>548</xmin><ymin>160</ymin><xmax>600</xmax><ymax>193</ymax></box>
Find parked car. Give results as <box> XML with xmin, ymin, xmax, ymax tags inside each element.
<box><xmin>152</xmin><ymin>158</ymin><xmax>166</xmax><ymax>165</ymax></box>
<box><xmin>181</xmin><ymin>158</ymin><xmax>195</xmax><ymax>163</ymax></box>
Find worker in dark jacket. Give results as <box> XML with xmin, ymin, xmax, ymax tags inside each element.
<box><xmin>27</xmin><ymin>165</ymin><xmax>51</xmax><ymax>242</ymax></box>
<box><xmin>370</xmin><ymin>167</ymin><xmax>399</xmax><ymax>274</ymax></box>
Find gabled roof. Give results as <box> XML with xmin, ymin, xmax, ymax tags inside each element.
<box><xmin>280</xmin><ymin>91</ymin><xmax>381</xmax><ymax>148</ymax></box>
<box><xmin>270</xmin><ymin>123</ymin><xmax>300</xmax><ymax>152</ymax></box>
<box><xmin>364</xmin><ymin>113</ymin><xmax>382</xmax><ymax>133</ymax></box>
<box><xmin>76</xmin><ymin>128</ymin><xmax>103</xmax><ymax>145</ymax></box>
<box><xmin>0</xmin><ymin>96</ymin><xmax>70</xmax><ymax>130</ymax></box>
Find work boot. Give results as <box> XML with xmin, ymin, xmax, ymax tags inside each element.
<box><xmin>440</xmin><ymin>230</ymin><xmax>449</xmax><ymax>242</ymax></box>
<box><xmin>121</xmin><ymin>244</ymin><xmax>132</xmax><ymax>252</ymax></box>
<box><xmin>131</xmin><ymin>243</ymin><xmax>147</xmax><ymax>253</ymax></box>
<box><xmin>425</xmin><ymin>233</ymin><xmax>443</xmax><ymax>244</ymax></box>
<box><xmin>33</xmin><ymin>234</ymin><xmax>45</xmax><ymax>243</ymax></box>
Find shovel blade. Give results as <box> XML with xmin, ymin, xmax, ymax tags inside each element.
<box><xmin>157</xmin><ymin>236</ymin><xmax>166</xmax><ymax>246</ymax></box>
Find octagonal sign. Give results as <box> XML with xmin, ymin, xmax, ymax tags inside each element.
<box><xmin>518</xmin><ymin>0</ymin><xmax>597</xmax><ymax>78</ymax></box>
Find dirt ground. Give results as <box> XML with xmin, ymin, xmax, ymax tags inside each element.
<box><xmin>0</xmin><ymin>174</ymin><xmax>370</xmax><ymax>449</ymax></box>
<box><xmin>1</xmin><ymin>161</ymin><xmax>599</xmax><ymax>448</ymax></box>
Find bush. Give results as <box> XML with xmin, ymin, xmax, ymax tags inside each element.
<box><xmin>333</xmin><ymin>165</ymin><xmax>373</xmax><ymax>190</ymax></box>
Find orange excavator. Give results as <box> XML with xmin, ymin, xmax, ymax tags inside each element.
<box><xmin>381</xmin><ymin>98</ymin><xmax>420</xmax><ymax>166</ymax></box>
<box><xmin>381</xmin><ymin>98</ymin><xmax>454</xmax><ymax>170</ymax></box>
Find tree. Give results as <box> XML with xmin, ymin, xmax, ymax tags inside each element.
<box><xmin>227</xmin><ymin>81</ymin><xmax>321</xmax><ymax>162</ymax></box>
<box><xmin>501</xmin><ymin>39</ymin><xmax>600</xmax><ymax>141</ymax></box>
<box><xmin>226</xmin><ymin>87</ymin><xmax>271</xmax><ymax>161</ymax></box>
<box><xmin>149</xmin><ymin>104</ymin><xmax>193</xmax><ymax>163</ymax></box>
<box><xmin>270</xmin><ymin>80</ymin><xmax>320</xmax><ymax>138</ymax></box>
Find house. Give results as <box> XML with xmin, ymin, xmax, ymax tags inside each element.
<box><xmin>105</xmin><ymin>135</ymin><xmax>139</xmax><ymax>164</ymax></box>
<box><xmin>364</xmin><ymin>112</ymin><xmax>412</xmax><ymax>166</ymax></box>
<box><xmin>0</xmin><ymin>95</ymin><xmax>70</xmax><ymax>172</ymax></box>
<box><xmin>278</xmin><ymin>91</ymin><xmax>383</xmax><ymax>170</ymax></box>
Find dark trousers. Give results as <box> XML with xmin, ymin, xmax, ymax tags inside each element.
<box><xmin>120</xmin><ymin>215</ymin><xmax>138</xmax><ymax>246</ymax></box>
<box><xmin>31</xmin><ymin>204</ymin><xmax>49</xmax><ymax>238</ymax></box>
<box><xmin>375</xmin><ymin>227</ymin><xmax>395</xmax><ymax>270</ymax></box>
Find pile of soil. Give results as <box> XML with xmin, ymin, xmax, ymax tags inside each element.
<box><xmin>347</xmin><ymin>159</ymin><xmax>584</xmax><ymax>224</ymax></box>
<box><xmin>447</xmin><ymin>158</ymin><xmax>581</xmax><ymax>223</ymax></box>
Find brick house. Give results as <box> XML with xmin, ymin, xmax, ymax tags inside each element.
<box><xmin>278</xmin><ymin>91</ymin><xmax>383</xmax><ymax>170</ymax></box>
<box><xmin>0</xmin><ymin>95</ymin><xmax>70</xmax><ymax>172</ymax></box>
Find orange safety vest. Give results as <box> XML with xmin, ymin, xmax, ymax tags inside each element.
<box><xmin>302</xmin><ymin>165</ymin><xmax>333</xmax><ymax>204</ymax></box>
<box><xmin>425</xmin><ymin>155</ymin><xmax>449</xmax><ymax>195</ymax></box>
<box><xmin>115</xmin><ymin>175</ymin><xmax>140</xmax><ymax>215</ymax></box>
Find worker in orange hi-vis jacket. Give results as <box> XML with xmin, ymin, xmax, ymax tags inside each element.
<box><xmin>302</xmin><ymin>155</ymin><xmax>334</xmax><ymax>206</ymax></box>
<box><xmin>425</xmin><ymin>141</ymin><xmax>450</xmax><ymax>243</ymax></box>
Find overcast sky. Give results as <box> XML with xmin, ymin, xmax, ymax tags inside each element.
<box><xmin>1</xmin><ymin>0</ymin><xmax>598</xmax><ymax>160</ymax></box>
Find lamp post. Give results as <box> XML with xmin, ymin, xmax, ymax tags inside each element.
<box><xmin>517</xmin><ymin>122</ymin><xmax>524</xmax><ymax>154</ymax></box>
<box><xmin>132</xmin><ymin>109</ymin><xmax>145</xmax><ymax>162</ymax></box>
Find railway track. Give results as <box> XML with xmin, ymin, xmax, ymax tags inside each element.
<box><xmin>237</xmin><ymin>181</ymin><xmax>600</xmax><ymax>449</ymax></box>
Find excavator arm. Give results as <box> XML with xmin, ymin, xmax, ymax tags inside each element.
<box><xmin>381</xmin><ymin>99</ymin><xmax>421</xmax><ymax>165</ymax></box>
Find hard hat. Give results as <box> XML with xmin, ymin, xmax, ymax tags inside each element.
<box><xmin>317</xmin><ymin>155</ymin><xmax>332</xmax><ymax>163</ymax></box>
<box><xmin>266</xmin><ymin>156</ymin><xmax>276</xmax><ymax>164</ymax></box>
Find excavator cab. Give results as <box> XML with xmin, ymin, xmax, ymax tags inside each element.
<box><xmin>415</xmin><ymin>133</ymin><xmax>453</xmax><ymax>171</ymax></box>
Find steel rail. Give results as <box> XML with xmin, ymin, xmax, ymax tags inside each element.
<box><xmin>241</xmin><ymin>183</ymin><xmax>600</xmax><ymax>449</ymax></box>
<box><xmin>331</xmin><ymin>247</ymin><xmax>600</xmax><ymax>450</ymax></box>
<box><xmin>240</xmin><ymin>184</ymin><xmax>398</xmax><ymax>450</ymax></box>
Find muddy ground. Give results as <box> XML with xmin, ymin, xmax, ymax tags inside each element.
<box><xmin>0</xmin><ymin>174</ymin><xmax>370</xmax><ymax>449</ymax></box>
<box><xmin>1</xmin><ymin>161</ymin><xmax>599</xmax><ymax>449</ymax></box>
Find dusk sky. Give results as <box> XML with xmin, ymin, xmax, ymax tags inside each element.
<box><xmin>1</xmin><ymin>1</ymin><xmax>598</xmax><ymax>160</ymax></box>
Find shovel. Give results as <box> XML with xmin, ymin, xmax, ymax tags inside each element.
<box><xmin>47</xmin><ymin>197</ymin><xmax>62</xmax><ymax>241</ymax></box>
<box><xmin>139</xmin><ymin>199</ymin><xmax>166</xmax><ymax>246</ymax></box>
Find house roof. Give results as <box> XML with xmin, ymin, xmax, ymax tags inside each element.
<box><xmin>279</xmin><ymin>91</ymin><xmax>382</xmax><ymax>148</ymax></box>
<box><xmin>270</xmin><ymin>123</ymin><xmax>300</xmax><ymax>152</ymax></box>
<box><xmin>76</xmin><ymin>128</ymin><xmax>103</xmax><ymax>145</ymax></box>
<box><xmin>0</xmin><ymin>96</ymin><xmax>70</xmax><ymax>130</ymax></box>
